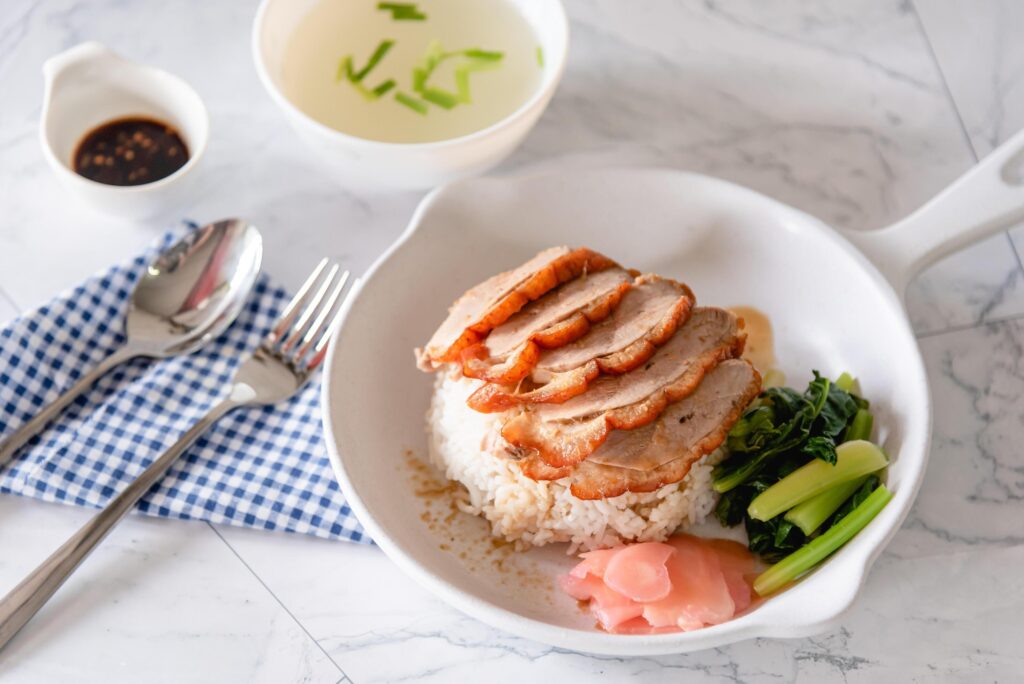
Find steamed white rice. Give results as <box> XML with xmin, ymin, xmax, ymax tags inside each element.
<box><xmin>426</xmin><ymin>370</ymin><xmax>721</xmax><ymax>552</ymax></box>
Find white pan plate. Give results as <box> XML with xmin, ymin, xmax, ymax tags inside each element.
<box><xmin>322</xmin><ymin>131</ymin><xmax>1024</xmax><ymax>656</ymax></box>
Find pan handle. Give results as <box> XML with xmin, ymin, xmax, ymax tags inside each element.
<box><xmin>842</xmin><ymin>127</ymin><xmax>1024</xmax><ymax>296</ymax></box>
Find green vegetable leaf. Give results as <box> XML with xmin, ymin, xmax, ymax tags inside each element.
<box><xmin>801</xmin><ymin>434</ymin><xmax>838</xmax><ymax>464</ymax></box>
<box><xmin>713</xmin><ymin>371</ymin><xmax>866</xmax><ymax>490</ymax></box>
<box><xmin>712</xmin><ymin>369</ymin><xmax>884</xmax><ymax>566</ymax></box>
<box><xmin>714</xmin><ymin>486</ymin><xmax>752</xmax><ymax>527</ymax></box>
<box><xmin>815</xmin><ymin>375</ymin><xmax>861</xmax><ymax>439</ymax></box>
<box><xmin>725</xmin><ymin>404</ymin><xmax>778</xmax><ymax>453</ymax></box>
<box><xmin>745</xmin><ymin>515</ymin><xmax>805</xmax><ymax>564</ymax></box>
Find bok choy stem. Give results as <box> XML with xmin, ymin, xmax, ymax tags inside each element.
<box><xmin>754</xmin><ymin>484</ymin><xmax>892</xmax><ymax>596</ymax></box>
<box><xmin>783</xmin><ymin>475</ymin><xmax>869</xmax><ymax>535</ymax></box>
<box><xmin>747</xmin><ymin>440</ymin><xmax>887</xmax><ymax>521</ymax></box>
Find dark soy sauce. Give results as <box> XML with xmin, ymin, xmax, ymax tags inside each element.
<box><xmin>73</xmin><ymin>117</ymin><xmax>189</xmax><ymax>186</ymax></box>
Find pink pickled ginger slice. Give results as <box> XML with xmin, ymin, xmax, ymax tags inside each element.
<box><xmin>642</xmin><ymin>536</ymin><xmax>735</xmax><ymax>630</ymax></box>
<box><xmin>610</xmin><ymin>617</ymin><xmax>683</xmax><ymax>635</ymax></box>
<box><xmin>570</xmin><ymin>547</ymin><xmax>620</xmax><ymax>579</ymax></box>
<box><xmin>603</xmin><ymin>542</ymin><xmax>675</xmax><ymax>602</ymax></box>
<box><xmin>560</xmin><ymin>535</ymin><xmax>756</xmax><ymax>634</ymax></box>
<box><xmin>704</xmin><ymin>537</ymin><xmax>757</xmax><ymax>613</ymax></box>
<box><xmin>559</xmin><ymin>572</ymin><xmax>644</xmax><ymax>629</ymax></box>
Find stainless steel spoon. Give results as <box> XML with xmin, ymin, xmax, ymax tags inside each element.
<box><xmin>0</xmin><ymin>219</ymin><xmax>263</xmax><ymax>467</ymax></box>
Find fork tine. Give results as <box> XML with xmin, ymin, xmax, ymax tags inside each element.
<box><xmin>280</xmin><ymin>263</ymin><xmax>339</xmax><ymax>352</ymax></box>
<box><xmin>267</xmin><ymin>258</ymin><xmax>329</xmax><ymax>345</ymax></box>
<box><xmin>305</xmin><ymin>277</ymin><xmax>355</xmax><ymax>371</ymax></box>
<box><xmin>295</xmin><ymin>270</ymin><xmax>350</xmax><ymax>361</ymax></box>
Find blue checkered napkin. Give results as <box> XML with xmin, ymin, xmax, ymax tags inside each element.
<box><xmin>0</xmin><ymin>225</ymin><xmax>368</xmax><ymax>543</ymax></box>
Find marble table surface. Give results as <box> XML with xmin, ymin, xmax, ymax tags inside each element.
<box><xmin>1</xmin><ymin>0</ymin><xmax>1023</xmax><ymax>681</ymax></box>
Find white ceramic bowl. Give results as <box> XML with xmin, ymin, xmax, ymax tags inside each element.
<box><xmin>252</xmin><ymin>0</ymin><xmax>569</xmax><ymax>191</ymax></box>
<box><xmin>39</xmin><ymin>42</ymin><xmax>209</xmax><ymax>220</ymax></box>
<box><xmin>321</xmin><ymin>127</ymin><xmax>1024</xmax><ymax>655</ymax></box>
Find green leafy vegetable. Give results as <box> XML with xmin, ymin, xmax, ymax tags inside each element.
<box><xmin>835</xmin><ymin>372</ymin><xmax>857</xmax><ymax>392</ymax></box>
<box><xmin>747</xmin><ymin>439</ymin><xmax>888</xmax><ymax>521</ymax></box>
<box><xmin>827</xmin><ymin>474</ymin><xmax>881</xmax><ymax>527</ymax></box>
<box><xmin>844</xmin><ymin>408</ymin><xmax>873</xmax><ymax>442</ymax></box>
<box><xmin>784</xmin><ymin>475</ymin><xmax>870</xmax><ymax>535</ymax></box>
<box><xmin>753</xmin><ymin>484</ymin><xmax>892</xmax><ymax>596</ymax></box>
<box><xmin>746</xmin><ymin>515</ymin><xmax>806</xmax><ymax>563</ymax></box>
<box><xmin>715</xmin><ymin>371</ymin><xmax>881</xmax><ymax>564</ymax></box>
<box><xmin>713</xmin><ymin>372</ymin><xmax>862</xmax><ymax>492</ymax></box>
<box><xmin>536</xmin><ymin>46</ymin><xmax>545</xmax><ymax>67</ymax></box>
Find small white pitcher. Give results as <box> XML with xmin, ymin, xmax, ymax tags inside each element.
<box><xmin>40</xmin><ymin>42</ymin><xmax>209</xmax><ymax>220</ymax></box>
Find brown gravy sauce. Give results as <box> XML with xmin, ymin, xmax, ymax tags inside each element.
<box><xmin>403</xmin><ymin>450</ymin><xmax>553</xmax><ymax>597</ymax></box>
<box><xmin>729</xmin><ymin>306</ymin><xmax>777</xmax><ymax>377</ymax></box>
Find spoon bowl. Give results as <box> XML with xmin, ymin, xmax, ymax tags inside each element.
<box><xmin>127</xmin><ymin>219</ymin><xmax>264</xmax><ymax>356</ymax></box>
<box><xmin>0</xmin><ymin>219</ymin><xmax>263</xmax><ymax>466</ymax></box>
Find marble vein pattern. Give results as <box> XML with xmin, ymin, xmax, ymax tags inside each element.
<box><xmin>0</xmin><ymin>289</ymin><xmax>18</xmax><ymax>324</ymax></box>
<box><xmin>913</xmin><ymin>0</ymin><xmax>1024</xmax><ymax>280</ymax></box>
<box><xmin>0</xmin><ymin>497</ymin><xmax>344</xmax><ymax>683</ymax></box>
<box><xmin>0</xmin><ymin>0</ymin><xmax>1022</xmax><ymax>682</ymax></box>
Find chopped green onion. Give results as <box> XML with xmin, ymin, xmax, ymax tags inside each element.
<box><xmin>412</xmin><ymin>67</ymin><xmax>428</xmax><ymax>92</ymax></box>
<box><xmin>378</xmin><ymin>2</ymin><xmax>427</xmax><ymax>20</ymax></box>
<box><xmin>420</xmin><ymin>87</ymin><xmax>459</xmax><ymax>109</ymax></box>
<box><xmin>398</xmin><ymin>8</ymin><xmax>427</xmax><ymax>20</ymax></box>
<box><xmin>372</xmin><ymin>79</ymin><xmax>397</xmax><ymax>97</ymax></box>
<box><xmin>408</xmin><ymin>39</ymin><xmax>505</xmax><ymax>111</ymax></box>
<box><xmin>754</xmin><ymin>484</ymin><xmax>892</xmax><ymax>596</ymax></box>
<box><xmin>348</xmin><ymin>80</ymin><xmax>378</xmax><ymax>102</ymax></box>
<box><xmin>462</xmin><ymin>56</ymin><xmax>502</xmax><ymax>73</ymax></box>
<box><xmin>462</xmin><ymin>48</ymin><xmax>504</xmax><ymax>61</ymax></box>
<box><xmin>536</xmin><ymin>46</ymin><xmax>545</xmax><ymax>67</ymax></box>
<box><xmin>420</xmin><ymin>40</ymin><xmax>445</xmax><ymax>73</ymax></box>
<box><xmin>454</xmin><ymin>67</ymin><xmax>471</xmax><ymax>103</ymax></box>
<box><xmin>844</xmin><ymin>408</ymin><xmax>873</xmax><ymax>443</ymax></box>
<box><xmin>336</xmin><ymin>55</ymin><xmax>354</xmax><ymax>82</ymax></box>
<box><xmin>394</xmin><ymin>91</ymin><xmax>428</xmax><ymax>114</ymax></box>
<box><xmin>351</xmin><ymin>40</ymin><xmax>395</xmax><ymax>83</ymax></box>
<box><xmin>747</xmin><ymin>440</ymin><xmax>888</xmax><ymax>521</ymax></box>
<box><xmin>343</xmin><ymin>76</ymin><xmax>394</xmax><ymax>102</ymax></box>
<box><xmin>784</xmin><ymin>475</ymin><xmax>869</xmax><ymax>536</ymax></box>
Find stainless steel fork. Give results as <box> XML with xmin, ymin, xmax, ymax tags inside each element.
<box><xmin>0</xmin><ymin>259</ymin><xmax>354</xmax><ymax>651</ymax></box>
